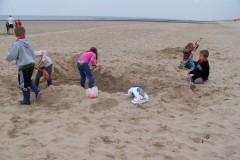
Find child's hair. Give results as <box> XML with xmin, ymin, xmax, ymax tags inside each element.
<box><xmin>14</xmin><ymin>26</ymin><xmax>25</xmax><ymax>37</ymax></box>
<box><xmin>200</xmin><ymin>50</ymin><xmax>209</xmax><ymax>58</ymax></box>
<box><xmin>90</xmin><ymin>47</ymin><xmax>98</xmax><ymax>60</ymax></box>
<box><xmin>184</xmin><ymin>43</ymin><xmax>194</xmax><ymax>50</ymax></box>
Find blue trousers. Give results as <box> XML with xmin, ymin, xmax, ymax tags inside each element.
<box><xmin>77</xmin><ymin>63</ymin><xmax>94</xmax><ymax>88</ymax></box>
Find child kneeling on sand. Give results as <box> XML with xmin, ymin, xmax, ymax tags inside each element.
<box><xmin>189</xmin><ymin>50</ymin><xmax>210</xmax><ymax>84</ymax></box>
<box><xmin>5</xmin><ymin>26</ymin><xmax>42</xmax><ymax>105</ymax></box>
<box><xmin>179</xmin><ymin>40</ymin><xmax>200</xmax><ymax>69</ymax></box>
<box><xmin>34</xmin><ymin>50</ymin><xmax>53</xmax><ymax>88</ymax></box>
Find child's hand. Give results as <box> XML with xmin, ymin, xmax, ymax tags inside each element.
<box><xmin>74</xmin><ymin>54</ymin><xmax>80</xmax><ymax>60</ymax></box>
<box><xmin>96</xmin><ymin>63</ymin><xmax>101</xmax><ymax>67</ymax></box>
<box><xmin>195</xmin><ymin>38</ymin><xmax>202</xmax><ymax>45</ymax></box>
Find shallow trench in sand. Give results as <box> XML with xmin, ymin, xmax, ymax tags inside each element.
<box><xmin>37</xmin><ymin>54</ymin><xmax>133</xmax><ymax>94</ymax></box>
<box><xmin>36</xmin><ymin>47</ymin><xmax>182</xmax><ymax>95</ymax></box>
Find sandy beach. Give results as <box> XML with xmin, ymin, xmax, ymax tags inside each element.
<box><xmin>0</xmin><ymin>20</ymin><xmax>240</xmax><ymax>160</ymax></box>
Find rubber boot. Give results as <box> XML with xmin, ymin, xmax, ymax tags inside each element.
<box><xmin>30</xmin><ymin>81</ymin><xmax>41</xmax><ymax>100</ymax></box>
<box><xmin>80</xmin><ymin>83</ymin><xmax>85</xmax><ymax>89</ymax></box>
<box><xmin>35</xmin><ymin>78</ymin><xmax>40</xmax><ymax>88</ymax></box>
<box><xmin>47</xmin><ymin>79</ymin><xmax>52</xmax><ymax>86</ymax></box>
<box><xmin>19</xmin><ymin>88</ymin><xmax>30</xmax><ymax>105</ymax></box>
<box><xmin>88</xmin><ymin>82</ymin><xmax>94</xmax><ymax>88</ymax></box>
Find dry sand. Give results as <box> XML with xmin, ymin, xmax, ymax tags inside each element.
<box><xmin>0</xmin><ymin>21</ymin><xmax>240</xmax><ymax>160</ymax></box>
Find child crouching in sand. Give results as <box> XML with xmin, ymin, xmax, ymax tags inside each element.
<box><xmin>189</xmin><ymin>50</ymin><xmax>210</xmax><ymax>84</ymax></box>
<box><xmin>34</xmin><ymin>50</ymin><xmax>53</xmax><ymax>88</ymax></box>
<box><xmin>5</xmin><ymin>26</ymin><xmax>41</xmax><ymax>105</ymax></box>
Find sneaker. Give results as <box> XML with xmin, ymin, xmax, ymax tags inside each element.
<box><xmin>36</xmin><ymin>91</ymin><xmax>42</xmax><ymax>101</ymax></box>
<box><xmin>18</xmin><ymin>101</ymin><xmax>30</xmax><ymax>105</ymax></box>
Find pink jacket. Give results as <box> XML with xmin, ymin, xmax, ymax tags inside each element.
<box><xmin>78</xmin><ymin>51</ymin><xmax>96</xmax><ymax>66</ymax></box>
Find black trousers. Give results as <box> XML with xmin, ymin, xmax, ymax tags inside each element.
<box><xmin>18</xmin><ymin>64</ymin><xmax>34</xmax><ymax>89</ymax></box>
<box><xmin>35</xmin><ymin>64</ymin><xmax>53</xmax><ymax>87</ymax></box>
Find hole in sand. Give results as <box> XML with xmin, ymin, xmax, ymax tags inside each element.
<box><xmin>41</xmin><ymin>53</ymin><xmax>133</xmax><ymax>93</ymax></box>
<box><xmin>37</xmin><ymin>47</ymin><xmax>183</xmax><ymax>94</ymax></box>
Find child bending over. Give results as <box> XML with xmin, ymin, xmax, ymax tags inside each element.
<box><xmin>34</xmin><ymin>50</ymin><xmax>53</xmax><ymax>88</ymax></box>
<box><xmin>77</xmin><ymin>47</ymin><xmax>100</xmax><ymax>88</ymax></box>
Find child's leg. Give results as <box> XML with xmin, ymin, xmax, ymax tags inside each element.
<box><xmin>83</xmin><ymin>64</ymin><xmax>94</xmax><ymax>88</ymax></box>
<box><xmin>193</xmin><ymin>61</ymin><xmax>198</xmax><ymax>67</ymax></box>
<box><xmin>188</xmin><ymin>56</ymin><xmax>196</xmax><ymax>69</ymax></box>
<box><xmin>35</xmin><ymin>69</ymin><xmax>43</xmax><ymax>88</ymax></box>
<box><xmin>27</xmin><ymin>67</ymin><xmax>42</xmax><ymax>100</ymax></box>
<box><xmin>18</xmin><ymin>67</ymin><xmax>34</xmax><ymax>105</ymax></box>
<box><xmin>44</xmin><ymin>64</ymin><xmax>53</xmax><ymax>86</ymax></box>
<box><xmin>77</xmin><ymin>63</ymin><xmax>86</xmax><ymax>88</ymax></box>
<box><xmin>47</xmin><ymin>80</ymin><xmax>52</xmax><ymax>86</ymax></box>
<box><xmin>19</xmin><ymin>88</ymin><xmax>30</xmax><ymax>105</ymax></box>
<box><xmin>184</xmin><ymin>61</ymin><xmax>191</xmax><ymax>69</ymax></box>
<box><xmin>30</xmin><ymin>81</ymin><xmax>41</xmax><ymax>99</ymax></box>
<box><xmin>194</xmin><ymin>77</ymin><xmax>204</xmax><ymax>84</ymax></box>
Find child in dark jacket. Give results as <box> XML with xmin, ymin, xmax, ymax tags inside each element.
<box><xmin>5</xmin><ymin>26</ymin><xmax>41</xmax><ymax>105</ymax></box>
<box><xmin>189</xmin><ymin>50</ymin><xmax>210</xmax><ymax>84</ymax></box>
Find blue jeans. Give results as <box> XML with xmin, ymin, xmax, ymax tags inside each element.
<box><xmin>77</xmin><ymin>63</ymin><xmax>94</xmax><ymax>88</ymax></box>
<box><xmin>185</xmin><ymin>60</ymin><xmax>197</xmax><ymax>69</ymax></box>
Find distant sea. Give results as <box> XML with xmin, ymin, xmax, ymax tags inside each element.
<box><xmin>0</xmin><ymin>15</ymin><xmax>216</xmax><ymax>24</ymax></box>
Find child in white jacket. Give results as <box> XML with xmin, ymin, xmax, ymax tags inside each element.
<box><xmin>35</xmin><ymin>50</ymin><xmax>53</xmax><ymax>88</ymax></box>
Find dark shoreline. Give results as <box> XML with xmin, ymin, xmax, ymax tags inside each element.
<box><xmin>0</xmin><ymin>17</ymin><xmax>217</xmax><ymax>24</ymax></box>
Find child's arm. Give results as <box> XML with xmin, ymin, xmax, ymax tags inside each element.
<box><xmin>90</xmin><ymin>54</ymin><xmax>97</xmax><ymax>66</ymax></box>
<box><xmin>200</xmin><ymin>63</ymin><xmax>209</xmax><ymax>80</ymax></box>
<box><xmin>5</xmin><ymin>42</ymin><xmax>19</xmax><ymax>62</ymax></box>
<box><xmin>193</xmin><ymin>43</ymin><xmax>199</xmax><ymax>51</ymax></box>
<box><xmin>35</xmin><ymin>61</ymin><xmax>43</xmax><ymax>68</ymax></box>
<box><xmin>193</xmin><ymin>38</ymin><xmax>202</xmax><ymax>51</ymax></box>
<box><xmin>189</xmin><ymin>66</ymin><xmax>196</xmax><ymax>74</ymax></box>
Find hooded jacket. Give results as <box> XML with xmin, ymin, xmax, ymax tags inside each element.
<box><xmin>189</xmin><ymin>60</ymin><xmax>209</xmax><ymax>81</ymax></box>
<box><xmin>5</xmin><ymin>38</ymin><xmax>36</xmax><ymax>68</ymax></box>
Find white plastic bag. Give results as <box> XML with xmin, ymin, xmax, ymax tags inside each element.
<box><xmin>85</xmin><ymin>86</ymin><xmax>98</xmax><ymax>98</ymax></box>
<box><xmin>127</xmin><ymin>87</ymin><xmax>149</xmax><ymax>104</ymax></box>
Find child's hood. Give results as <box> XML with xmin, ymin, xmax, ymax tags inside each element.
<box><xmin>17</xmin><ymin>38</ymin><xmax>31</xmax><ymax>48</ymax></box>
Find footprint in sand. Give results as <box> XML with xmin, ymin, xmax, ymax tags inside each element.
<box><xmin>152</xmin><ymin>142</ymin><xmax>165</xmax><ymax>148</ymax></box>
<box><xmin>105</xmin><ymin>153</ymin><xmax>115</xmax><ymax>159</ymax></box>
<box><xmin>51</xmin><ymin>137</ymin><xmax>64</xmax><ymax>143</ymax></box>
<box><xmin>8</xmin><ymin>127</ymin><xmax>18</xmax><ymax>138</ymax></box>
<box><xmin>90</xmin><ymin>98</ymin><xmax>119</xmax><ymax>112</ymax></box>
<box><xmin>190</xmin><ymin>133</ymin><xmax>211</xmax><ymax>144</ymax></box>
<box><xmin>100</xmin><ymin>136</ymin><xmax>116</xmax><ymax>144</ymax></box>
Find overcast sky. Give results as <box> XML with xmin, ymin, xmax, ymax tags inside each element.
<box><xmin>0</xmin><ymin>0</ymin><xmax>239</xmax><ymax>20</ymax></box>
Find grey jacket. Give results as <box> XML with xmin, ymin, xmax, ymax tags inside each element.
<box><xmin>5</xmin><ymin>38</ymin><xmax>36</xmax><ymax>68</ymax></box>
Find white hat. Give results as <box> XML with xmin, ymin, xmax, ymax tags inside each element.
<box><xmin>35</xmin><ymin>51</ymin><xmax>43</xmax><ymax>56</ymax></box>
<box><xmin>35</xmin><ymin>50</ymin><xmax>47</xmax><ymax>56</ymax></box>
